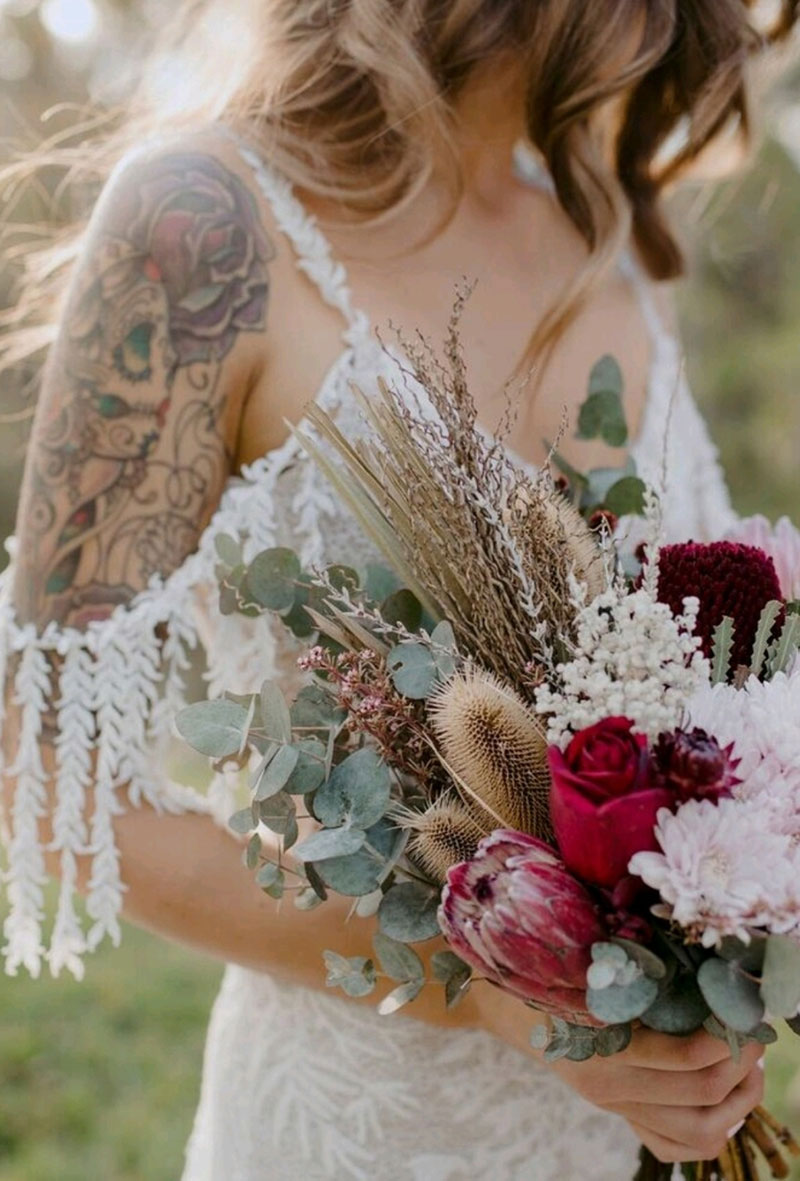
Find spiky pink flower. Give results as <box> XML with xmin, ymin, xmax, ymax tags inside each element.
<box><xmin>653</xmin><ymin>728</ymin><xmax>740</xmax><ymax>804</ymax></box>
<box><xmin>438</xmin><ymin>830</ymin><xmax>607</xmax><ymax>1024</ymax></box>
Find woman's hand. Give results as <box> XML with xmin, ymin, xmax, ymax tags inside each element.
<box><xmin>548</xmin><ymin>1027</ymin><xmax>765</xmax><ymax>1164</ymax></box>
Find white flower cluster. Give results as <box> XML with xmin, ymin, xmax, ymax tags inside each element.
<box><xmin>630</xmin><ymin>798</ymin><xmax>800</xmax><ymax>947</ymax></box>
<box><xmin>535</xmin><ymin>583</ymin><xmax>709</xmax><ymax>746</ymax></box>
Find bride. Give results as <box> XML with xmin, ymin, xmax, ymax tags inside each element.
<box><xmin>1</xmin><ymin>2</ymin><xmax>795</xmax><ymax>1177</ymax></box>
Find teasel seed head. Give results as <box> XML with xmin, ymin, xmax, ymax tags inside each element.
<box><xmin>429</xmin><ymin>666</ymin><xmax>555</xmax><ymax>843</ymax></box>
<box><xmin>510</xmin><ymin>483</ymin><xmax>607</xmax><ymax>603</ymax></box>
<box><xmin>396</xmin><ymin>797</ymin><xmax>488</xmax><ymax>883</ymax></box>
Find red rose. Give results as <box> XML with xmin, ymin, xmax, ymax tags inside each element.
<box><xmin>548</xmin><ymin>717</ymin><xmax>673</xmax><ymax>889</ymax></box>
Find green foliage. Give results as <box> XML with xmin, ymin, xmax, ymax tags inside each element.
<box><xmin>313</xmin><ymin>748</ymin><xmax>392</xmax><ymax>830</ymax></box>
<box><xmin>175</xmin><ymin>699</ymin><xmax>250</xmax><ymax>758</ymax></box>
<box><xmin>316</xmin><ymin>818</ymin><xmax>401</xmax><ymax>897</ymax></box>
<box><xmin>378</xmin><ymin>882</ymin><xmax>442</xmax><ymax>943</ymax></box>
<box><xmin>386</xmin><ymin>641</ymin><xmax>439</xmax><ymax>699</ymax></box>
<box><xmin>697</xmin><ymin>956</ymin><xmax>766</xmax><ymax>1034</ymax></box>
<box><xmin>323</xmin><ymin>952</ymin><xmax>377</xmax><ymax>998</ymax></box>
<box><xmin>711</xmin><ymin>617</ymin><xmax>736</xmax><ymax>684</ymax></box>
<box><xmin>431</xmin><ymin>951</ymin><xmax>473</xmax><ymax>1009</ymax></box>
<box><xmin>577</xmin><ymin>356</ymin><xmax>628</xmax><ymax>447</ymax></box>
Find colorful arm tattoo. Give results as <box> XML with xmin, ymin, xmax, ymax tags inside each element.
<box><xmin>15</xmin><ymin>151</ymin><xmax>274</xmax><ymax>629</ymax></box>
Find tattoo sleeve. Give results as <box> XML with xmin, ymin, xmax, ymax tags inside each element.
<box><xmin>13</xmin><ymin>151</ymin><xmax>274</xmax><ymax>629</ymax></box>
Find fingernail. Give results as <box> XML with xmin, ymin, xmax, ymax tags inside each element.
<box><xmin>727</xmin><ymin>1119</ymin><xmax>746</xmax><ymax>1138</ymax></box>
<box><xmin>757</xmin><ymin>1057</ymin><xmax>765</xmax><ymax>1072</ymax></box>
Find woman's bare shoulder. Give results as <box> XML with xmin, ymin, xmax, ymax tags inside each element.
<box><xmin>11</xmin><ymin>127</ymin><xmax>278</xmax><ymax>629</ymax></box>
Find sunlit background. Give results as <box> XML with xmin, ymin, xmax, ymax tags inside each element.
<box><xmin>1</xmin><ymin>4</ymin><xmax>800</xmax><ymax>1179</ymax></box>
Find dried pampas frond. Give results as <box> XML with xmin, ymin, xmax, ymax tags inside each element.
<box><xmin>429</xmin><ymin>667</ymin><xmax>554</xmax><ymax>843</ymax></box>
<box><xmin>507</xmin><ymin>485</ymin><xmax>607</xmax><ymax>605</ymax></box>
<box><xmin>395</xmin><ymin>797</ymin><xmax>488</xmax><ymax>883</ymax></box>
<box><xmin>294</xmin><ymin>294</ymin><xmax>606</xmax><ymax>685</ymax></box>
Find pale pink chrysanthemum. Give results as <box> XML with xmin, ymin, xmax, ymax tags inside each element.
<box><xmin>687</xmin><ymin>669</ymin><xmax>800</xmax><ymax>821</ymax></box>
<box><xmin>629</xmin><ymin>798</ymin><xmax>800</xmax><ymax>946</ymax></box>
<box><xmin>726</xmin><ymin>515</ymin><xmax>800</xmax><ymax>601</ymax></box>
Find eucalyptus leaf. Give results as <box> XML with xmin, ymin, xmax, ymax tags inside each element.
<box><xmin>254</xmin><ymin>744</ymin><xmax>300</xmax><ymax>800</ymax></box>
<box><xmin>381</xmin><ymin>589</ymin><xmax>423</xmax><ymax>632</ymax></box>
<box><xmin>214</xmin><ymin>532</ymin><xmax>242</xmax><ymax>566</ymax></box>
<box><xmin>294</xmin><ymin>826</ymin><xmax>367</xmax><ymax>862</ymax></box>
<box><xmin>604</xmin><ymin>476</ymin><xmax>646</xmax><ymax>517</ymax></box>
<box><xmin>176</xmin><ymin>699</ymin><xmax>250</xmax><ymax>758</ymax></box>
<box><xmin>290</xmin><ymin>684</ymin><xmax>345</xmax><ymax>733</ymax></box>
<box><xmin>245</xmin><ymin>833</ymin><xmax>262</xmax><ymax>870</ymax></box>
<box><xmin>641</xmin><ymin>972</ymin><xmax>710</xmax><ymax>1035</ymax></box>
<box><xmin>587</xmin><ymin>975</ymin><xmax>659</xmax><ymax>1024</ymax></box>
<box><xmin>377</xmin><ymin>979</ymin><xmax>424</xmax><ymax>1015</ymax></box>
<box><xmin>378</xmin><ymin>881</ymin><xmax>441</xmax><ymax>943</ymax></box>
<box><xmin>589</xmin><ymin>354</ymin><xmax>625</xmax><ymax>399</ymax></box>
<box><xmin>577</xmin><ymin>389</ymin><xmax>628</xmax><ymax>448</ymax></box>
<box><xmin>595</xmin><ymin>1024</ymin><xmax>633</xmax><ymax>1057</ymax></box>
<box><xmin>245</xmin><ymin>548</ymin><xmax>302</xmax><ymax>612</ymax></box>
<box><xmin>257</xmin><ymin>791</ymin><xmax>296</xmax><ymax>835</ymax></box>
<box><xmin>761</xmin><ymin>934</ymin><xmax>800</xmax><ymax>1018</ymax></box>
<box><xmin>697</xmin><ymin>957</ymin><xmax>765</xmax><ymax>1034</ymax></box>
<box><xmin>564</xmin><ymin>1027</ymin><xmax>598</xmax><ymax>1063</ymax></box>
<box><xmin>582</xmin><ymin>459</ymin><xmax>636</xmax><ymax>509</ymax></box>
<box><xmin>256</xmin><ymin>861</ymin><xmax>282</xmax><ymax>889</ymax></box>
<box><xmin>259</xmin><ymin>680</ymin><xmax>292</xmax><ymax>744</ymax></box>
<box><xmin>228</xmin><ymin>807</ymin><xmax>255</xmax><ymax>836</ymax></box>
<box><xmin>283</xmin><ymin>812</ymin><xmax>299</xmax><ymax>852</ymax></box>
<box><xmin>431</xmin><ymin>950</ymin><xmax>473</xmax><ymax>1009</ymax></box>
<box><xmin>323</xmin><ymin>951</ymin><xmax>376</xmax><ymax>998</ymax></box>
<box><xmin>718</xmin><ymin>935</ymin><xmax>767</xmax><ymax>973</ymax></box>
<box><xmin>284</xmin><ymin>738</ymin><xmax>327</xmax><ymax>794</ymax></box>
<box><xmin>387</xmin><ymin>642</ymin><xmax>439</xmax><ymax>699</ymax></box>
<box><xmin>373</xmin><ymin>933</ymin><xmax>425</xmax><ymax>982</ymax></box>
<box><xmin>611</xmin><ymin>938</ymin><xmax>667</xmax><ymax>980</ymax></box>
<box><xmin>316</xmin><ymin>817</ymin><xmax>401</xmax><ymax>897</ymax></box>
<box><xmin>313</xmin><ymin>747</ymin><xmax>392</xmax><ymax>830</ymax></box>
<box><xmin>294</xmin><ymin>886</ymin><xmax>324</xmax><ymax>911</ymax></box>
<box><xmin>364</xmin><ymin>563</ymin><xmax>403</xmax><ymax>603</ymax></box>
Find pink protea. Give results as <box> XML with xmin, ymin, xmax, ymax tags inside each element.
<box><xmin>726</xmin><ymin>515</ymin><xmax>800</xmax><ymax>602</ymax></box>
<box><xmin>655</xmin><ymin>541</ymin><xmax>783</xmax><ymax>672</ymax></box>
<box><xmin>438</xmin><ymin>830</ymin><xmax>607</xmax><ymax>1024</ymax></box>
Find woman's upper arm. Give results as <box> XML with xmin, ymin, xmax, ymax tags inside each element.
<box><xmin>12</xmin><ymin>137</ymin><xmax>276</xmax><ymax>629</ymax></box>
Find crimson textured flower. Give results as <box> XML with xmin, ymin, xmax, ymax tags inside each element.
<box><xmin>438</xmin><ymin>830</ymin><xmax>607</xmax><ymax>1025</ymax></box>
<box><xmin>548</xmin><ymin>717</ymin><xmax>673</xmax><ymax>889</ymax></box>
<box><xmin>654</xmin><ymin>727</ymin><xmax>740</xmax><ymax>804</ymax></box>
<box><xmin>654</xmin><ymin>541</ymin><xmax>783</xmax><ymax>672</ymax></box>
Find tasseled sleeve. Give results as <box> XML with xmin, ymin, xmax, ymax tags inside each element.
<box><xmin>0</xmin><ymin>443</ymin><xmax>299</xmax><ymax>982</ymax></box>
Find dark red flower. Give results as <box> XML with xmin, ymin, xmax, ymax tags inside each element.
<box><xmin>654</xmin><ymin>541</ymin><xmax>783</xmax><ymax>673</ymax></box>
<box><xmin>548</xmin><ymin>718</ymin><xmax>674</xmax><ymax>889</ymax></box>
<box><xmin>654</xmin><ymin>728</ymin><xmax>740</xmax><ymax>804</ymax></box>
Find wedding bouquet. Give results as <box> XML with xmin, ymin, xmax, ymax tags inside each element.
<box><xmin>178</xmin><ymin>312</ymin><xmax>800</xmax><ymax>1181</ymax></box>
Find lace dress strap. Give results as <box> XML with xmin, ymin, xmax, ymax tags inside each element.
<box><xmin>218</xmin><ymin>126</ymin><xmax>370</xmax><ymax>347</ymax></box>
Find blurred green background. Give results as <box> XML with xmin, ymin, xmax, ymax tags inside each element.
<box><xmin>1</xmin><ymin>3</ymin><xmax>800</xmax><ymax>1179</ymax></box>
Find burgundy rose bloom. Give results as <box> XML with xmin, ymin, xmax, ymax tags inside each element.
<box><xmin>121</xmin><ymin>153</ymin><xmax>275</xmax><ymax>367</ymax></box>
<box><xmin>654</xmin><ymin>541</ymin><xmax>784</xmax><ymax>673</ymax></box>
<box><xmin>548</xmin><ymin>717</ymin><xmax>674</xmax><ymax>889</ymax></box>
<box><xmin>439</xmin><ymin>830</ymin><xmax>607</xmax><ymax>1025</ymax></box>
<box><xmin>653</xmin><ymin>727</ymin><xmax>741</xmax><ymax>804</ymax></box>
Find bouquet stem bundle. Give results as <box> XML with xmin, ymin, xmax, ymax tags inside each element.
<box><xmin>637</xmin><ymin>1106</ymin><xmax>800</xmax><ymax>1179</ymax></box>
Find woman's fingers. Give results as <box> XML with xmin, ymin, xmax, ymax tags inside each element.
<box><xmin>614</xmin><ymin>1064</ymin><xmax>765</xmax><ymax>1159</ymax></box>
<box><xmin>621</xmin><ymin>1028</ymin><xmax>736</xmax><ymax>1071</ymax></box>
<box><xmin>577</xmin><ymin>1042</ymin><xmax>763</xmax><ymax>1109</ymax></box>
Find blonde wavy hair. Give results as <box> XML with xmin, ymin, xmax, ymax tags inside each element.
<box><xmin>1</xmin><ymin>0</ymin><xmax>798</xmax><ymax>379</ymax></box>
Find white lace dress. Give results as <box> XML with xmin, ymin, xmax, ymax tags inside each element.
<box><xmin>0</xmin><ymin>138</ymin><xmax>736</xmax><ymax>1181</ymax></box>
